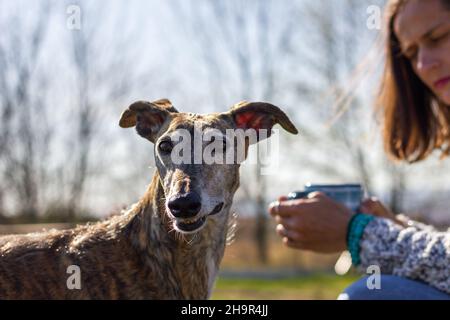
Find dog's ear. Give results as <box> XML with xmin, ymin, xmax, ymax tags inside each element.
<box><xmin>151</xmin><ymin>98</ymin><xmax>179</xmax><ymax>113</ymax></box>
<box><xmin>119</xmin><ymin>100</ymin><xmax>175</xmax><ymax>143</ymax></box>
<box><xmin>225</xmin><ymin>101</ymin><xmax>298</xmax><ymax>142</ymax></box>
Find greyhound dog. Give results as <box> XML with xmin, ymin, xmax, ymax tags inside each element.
<box><xmin>0</xmin><ymin>99</ymin><xmax>297</xmax><ymax>299</ymax></box>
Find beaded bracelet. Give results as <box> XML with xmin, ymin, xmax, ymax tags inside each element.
<box><xmin>346</xmin><ymin>213</ymin><xmax>375</xmax><ymax>266</ymax></box>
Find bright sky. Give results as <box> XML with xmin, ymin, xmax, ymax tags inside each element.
<box><xmin>1</xmin><ymin>0</ymin><xmax>449</xmax><ymax>223</ymax></box>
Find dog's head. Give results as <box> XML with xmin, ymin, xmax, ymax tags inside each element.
<box><xmin>119</xmin><ymin>99</ymin><xmax>297</xmax><ymax>234</ymax></box>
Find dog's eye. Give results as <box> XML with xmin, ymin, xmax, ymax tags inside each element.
<box><xmin>210</xmin><ymin>138</ymin><xmax>227</xmax><ymax>157</ymax></box>
<box><xmin>158</xmin><ymin>140</ymin><xmax>173</xmax><ymax>154</ymax></box>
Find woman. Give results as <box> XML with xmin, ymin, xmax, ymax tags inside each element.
<box><xmin>269</xmin><ymin>0</ymin><xmax>450</xmax><ymax>300</ymax></box>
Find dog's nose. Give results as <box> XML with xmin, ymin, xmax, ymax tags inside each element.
<box><xmin>168</xmin><ymin>192</ymin><xmax>202</xmax><ymax>218</ymax></box>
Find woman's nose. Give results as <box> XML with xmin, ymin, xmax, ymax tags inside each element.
<box><xmin>416</xmin><ymin>47</ymin><xmax>440</xmax><ymax>74</ymax></box>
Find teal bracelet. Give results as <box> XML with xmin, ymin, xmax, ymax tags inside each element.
<box><xmin>346</xmin><ymin>213</ymin><xmax>374</xmax><ymax>266</ymax></box>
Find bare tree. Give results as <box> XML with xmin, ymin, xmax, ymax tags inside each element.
<box><xmin>0</xmin><ymin>1</ymin><xmax>52</xmax><ymax>220</ymax></box>
<box><xmin>60</xmin><ymin>1</ymin><xmax>156</xmax><ymax>219</ymax></box>
<box><xmin>298</xmin><ymin>0</ymin><xmax>412</xmax><ymax>215</ymax></box>
<box><xmin>292</xmin><ymin>0</ymin><xmax>390</xmax><ymax>196</ymax></box>
<box><xmin>0</xmin><ymin>1</ymin><xmax>159</xmax><ymax>221</ymax></box>
<box><xmin>168</xmin><ymin>0</ymin><xmax>302</xmax><ymax>263</ymax></box>
<box><xmin>65</xmin><ymin>10</ymin><xmax>96</xmax><ymax>219</ymax></box>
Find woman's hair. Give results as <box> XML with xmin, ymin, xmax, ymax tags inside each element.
<box><xmin>377</xmin><ymin>0</ymin><xmax>450</xmax><ymax>162</ymax></box>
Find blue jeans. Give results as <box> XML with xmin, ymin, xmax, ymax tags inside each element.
<box><xmin>339</xmin><ymin>275</ymin><xmax>450</xmax><ymax>300</ymax></box>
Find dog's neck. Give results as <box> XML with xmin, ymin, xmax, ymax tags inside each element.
<box><xmin>128</xmin><ymin>171</ymin><xmax>229</xmax><ymax>299</ymax></box>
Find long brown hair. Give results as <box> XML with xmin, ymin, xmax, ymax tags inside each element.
<box><xmin>377</xmin><ymin>0</ymin><xmax>450</xmax><ymax>162</ymax></box>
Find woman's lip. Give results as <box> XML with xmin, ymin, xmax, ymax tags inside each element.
<box><xmin>434</xmin><ymin>76</ymin><xmax>450</xmax><ymax>89</ymax></box>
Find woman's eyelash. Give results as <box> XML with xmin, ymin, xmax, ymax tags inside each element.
<box><xmin>429</xmin><ymin>29</ymin><xmax>450</xmax><ymax>42</ymax></box>
<box><xmin>430</xmin><ymin>29</ymin><xmax>450</xmax><ymax>42</ymax></box>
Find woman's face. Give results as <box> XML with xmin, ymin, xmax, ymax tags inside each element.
<box><xmin>394</xmin><ymin>0</ymin><xmax>450</xmax><ymax>105</ymax></box>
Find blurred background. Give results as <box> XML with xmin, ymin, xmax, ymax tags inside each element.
<box><xmin>1</xmin><ymin>0</ymin><xmax>449</xmax><ymax>299</ymax></box>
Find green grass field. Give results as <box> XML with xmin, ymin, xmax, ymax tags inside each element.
<box><xmin>211</xmin><ymin>273</ymin><xmax>360</xmax><ymax>300</ymax></box>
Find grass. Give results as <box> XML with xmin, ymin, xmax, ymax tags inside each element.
<box><xmin>211</xmin><ymin>273</ymin><xmax>360</xmax><ymax>300</ymax></box>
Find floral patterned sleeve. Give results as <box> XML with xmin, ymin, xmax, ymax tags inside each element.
<box><xmin>357</xmin><ymin>217</ymin><xmax>450</xmax><ymax>294</ymax></box>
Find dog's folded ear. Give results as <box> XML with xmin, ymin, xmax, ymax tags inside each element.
<box><xmin>119</xmin><ymin>99</ymin><xmax>177</xmax><ymax>142</ymax></box>
<box><xmin>225</xmin><ymin>101</ymin><xmax>298</xmax><ymax>141</ymax></box>
<box><xmin>150</xmin><ymin>98</ymin><xmax>179</xmax><ymax>113</ymax></box>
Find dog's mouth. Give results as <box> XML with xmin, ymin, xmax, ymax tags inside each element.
<box><xmin>175</xmin><ymin>216</ymin><xmax>207</xmax><ymax>233</ymax></box>
<box><xmin>173</xmin><ymin>203</ymin><xmax>224</xmax><ymax>233</ymax></box>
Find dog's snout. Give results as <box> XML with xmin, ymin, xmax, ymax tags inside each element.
<box><xmin>168</xmin><ymin>192</ymin><xmax>202</xmax><ymax>218</ymax></box>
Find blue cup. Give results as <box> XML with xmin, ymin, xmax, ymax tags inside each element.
<box><xmin>287</xmin><ymin>183</ymin><xmax>364</xmax><ymax>213</ymax></box>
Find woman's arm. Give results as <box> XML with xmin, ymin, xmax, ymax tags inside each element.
<box><xmin>268</xmin><ymin>194</ymin><xmax>449</xmax><ymax>294</ymax></box>
<box><xmin>357</xmin><ymin>217</ymin><xmax>450</xmax><ymax>294</ymax></box>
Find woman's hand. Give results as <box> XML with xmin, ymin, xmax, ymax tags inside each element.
<box><xmin>268</xmin><ymin>192</ymin><xmax>352</xmax><ymax>253</ymax></box>
<box><xmin>360</xmin><ymin>197</ymin><xmax>406</xmax><ymax>227</ymax></box>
